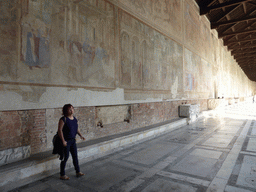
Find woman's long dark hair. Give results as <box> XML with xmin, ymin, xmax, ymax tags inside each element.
<box><xmin>62</xmin><ymin>104</ymin><xmax>73</xmax><ymax>117</ymax></box>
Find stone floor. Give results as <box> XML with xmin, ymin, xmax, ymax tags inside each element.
<box><xmin>8</xmin><ymin>103</ymin><xmax>256</xmax><ymax>192</ymax></box>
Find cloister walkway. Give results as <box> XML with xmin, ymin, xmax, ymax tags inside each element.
<box><xmin>8</xmin><ymin>102</ymin><xmax>256</xmax><ymax>192</ymax></box>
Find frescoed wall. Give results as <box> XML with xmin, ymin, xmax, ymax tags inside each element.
<box><xmin>0</xmin><ymin>0</ymin><xmax>256</xmax><ymax>156</ymax></box>
<box><xmin>117</xmin><ymin>0</ymin><xmax>183</xmax><ymax>42</ymax></box>
<box><xmin>119</xmin><ymin>10</ymin><xmax>183</xmax><ymax>97</ymax></box>
<box><xmin>0</xmin><ymin>0</ymin><xmax>19</xmax><ymax>81</ymax></box>
<box><xmin>0</xmin><ymin>0</ymin><xmax>254</xmax><ymax>109</ymax></box>
<box><xmin>18</xmin><ymin>0</ymin><xmax>116</xmax><ymax>87</ymax></box>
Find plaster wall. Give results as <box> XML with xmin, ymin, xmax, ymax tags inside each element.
<box><xmin>0</xmin><ymin>0</ymin><xmax>256</xmax><ymax>158</ymax></box>
<box><xmin>0</xmin><ymin>0</ymin><xmax>255</xmax><ymax>111</ymax></box>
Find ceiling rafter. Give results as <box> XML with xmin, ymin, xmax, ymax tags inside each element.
<box><xmin>213</xmin><ymin>4</ymin><xmax>240</xmax><ymax>23</ymax></box>
<box><xmin>199</xmin><ymin>0</ymin><xmax>217</xmax><ymax>7</ymax></box>
<box><xmin>196</xmin><ymin>0</ymin><xmax>256</xmax><ymax>81</ymax></box>
<box><xmin>211</xmin><ymin>15</ymin><xmax>256</xmax><ymax>29</ymax></box>
<box><xmin>234</xmin><ymin>54</ymin><xmax>256</xmax><ymax>60</ymax></box>
<box><xmin>219</xmin><ymin>28</ymin><xmax>256</xmax><ymax>38</ymax></box>
<box><xmin>219</xmin><ymin>0</ymin><xmax>238</xmax><ymax>38</ymax></box>
<box><xmin>200</xmin><ymin>0</ymin><xmax>251</xmax><ymax>15</ymax></box>
<box><xmin>239</xmin><ymin>65</ymin><xmax>256</xmax><ymax>69</ymax></box>
<box><xmin>237</xmin><ymin>61</ymin><xmax>256</xmax><ymax>66</ymax></box>
<box><xmin>232</xmin><ymin>50</ymin><xmax>256</xmax><ymax>56</ymax></box>
<box><xmin>248</xmin><ymin>1</ymin><xmax>256</xmax><ymax>6</ymax></box>
<box><xmin>238</xmin><ymin>61</ymin><xmax>256</xmax><ymax>65</ymax></box>
<box><xmin>229</xmin><ymin>44</ymin><xmax>256</xmax><ymax>51</ymax></box>
<box><xmin>224</xmin><ymin>36</ymin><xmax>256</xmax><ymax>46</ymax></box>
<box><xmin>240</xmin><ymin>66</ymin><xmax>256</xmax><ymax>68</ymax></box>
<box><xmin>237</xmin><ymin>55</ymin><xmax>256</xmax><ymax>59</ymax></box>
<box><xmin>218</xmin><ymin>9</ymin><xmax>256</xmax><ymax>37</ymax></box>
<box><xmin>236</xmin><ymin>55</ymin><xmax>256</xmax><ymax>60</ymax></box>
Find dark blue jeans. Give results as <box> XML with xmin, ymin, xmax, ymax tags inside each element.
<box><xmin>60</xmin><ymin>139</ymin><xmax>80</xmax><ymax>176</ymax></box>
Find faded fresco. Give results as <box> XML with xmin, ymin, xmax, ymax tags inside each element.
<box><xmin>184</xmin><ymin>48</ymin><xmax>212</xmax><ymax>97</ymax></box>
<box><xmin>184</xmin><ymin>1</ymin><xmax>200</xmax><ymax>53</ymax></box>
<box><xmin>0</xmin><ymin>0</ymin><xmax>19</xmax><ymax>81</ymax></box>
<box><xmin>200</xmin><ymin>19</ymin><xmax>211</xmax><ymax>61</ymax></box>
<box><xmin>18</xmin><ymin>0</ymin><xmax>52</xmax><ymax>84</ymax></box>
<box><xmin>0</xmin><ymin>0</ymin><xmax>255</xmax><ymax>107</ymax></box>
<box><xmin>119</xmin><ymin>10</ymin><xmax>183</xmax><ymax>97</ymax></box>
<box><xmin>50</xmin><ymin>0</ymin><xmax>116</xmax><ymax>87</ymax></box>
<box><xmin>0</xmin><ymin>0</ymin><xmax>116</xmax><ymax>102</ymax></box>
<box><xmin>20</xmin><ymin>0</ymin><xmax>51</xmax><ymax>70</ymax></box>
<box><xmin>211</xmin><ymin>34</ymin><xmax>222</xmax><ymax>98</ymax></box>
<box><xmin>1</xmin><ymin>0</ymin><xmax>116</xmax><ymax>88</ymax></box>
<box><xmin>118</xmin><ymin>0</ymin><xmax>183</xmax><ymax>41</ymax></box>
<box><xmin>184</xmin><ymin>49</ymin><xmax>198</xmax><ymax>92</ymax></box>
<box><xmin>199</xmin><ymin>59</ymin><xmax>212</xmax><ymax>94</ymax></box>
<box><xmin>52</xmin><ymin>0</ymin><xmax>116</xmax><ymax>87</ymax></box>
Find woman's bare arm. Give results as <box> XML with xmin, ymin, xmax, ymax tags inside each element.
<box><xmin>58</xmin><ymin>119</ymin><xmax>67</xmax><ymax>146</ymax></box>
<box><xmin>77</xmin><ymin>129</ymin><xmax>85</xmax><ymax>140</ymax></box>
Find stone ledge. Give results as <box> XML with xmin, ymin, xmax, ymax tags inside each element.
<box><xmin>0</xmin><ymin>118</ymin><xmax>187</xmax><ymax>192</ymax></box>
<box><xmin>0</xmin><ymin>146</ymin><xmax>31</xmax><ymax>166</ymax></box>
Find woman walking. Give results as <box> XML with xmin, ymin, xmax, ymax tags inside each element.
<box><xmin>58</xmin><ymin>104</ymin><xmax>85</xmax><ymax>180</ymax></box>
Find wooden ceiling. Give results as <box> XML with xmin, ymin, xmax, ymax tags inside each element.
<box><xmin>195</xmin><ymin>0</ymin><xmax>256</xmax><ymax>81</ymax></box>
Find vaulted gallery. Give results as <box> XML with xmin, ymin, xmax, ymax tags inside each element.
<box><xmin>1</xmin><ymin>0</ymin><xmax>256</xmax><ymax>190</ymax></box>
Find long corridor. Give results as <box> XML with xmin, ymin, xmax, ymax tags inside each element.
<box><xmin>9</xmin><ymin>103</ymin><xmax>256</xmax><ymax>192</ymax></box>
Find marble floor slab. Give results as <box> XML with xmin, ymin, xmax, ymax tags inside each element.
<box><xmin>236</xmin><ymin>155</ymin><xmax>256</xmax><ymax>189</ymax></box>
<box><xmin>250</xmin><ymin>127</ymin><xmax>256</xmax><ymax>136</ymax></box>
<box><xmin>123</xmin><ymin>143</ymin><xmax>180</xmax><ymax>166</ymax></box>
<box><xmin>202</xmin><ymin>134</ymin><xmax>235</xmax><ymax>148</ymax></box>
<box><xmin>246</xmin><ymin>138</ymin><xmax>256</xmax><ymax>152</ymax></box>
<box><xmin>170</xmin><ymin>154</ymin><xmax>219</xmax><ymax>179</ymax></box>
<box><xmin>141</xmin><ymin>178</ymin><xmax>198</xmax><ymax>192</ymax></box>
<box><xmin>189</xmin><ymin>148</ymin><xmax>223</xmax><ymax>159</ymax></box>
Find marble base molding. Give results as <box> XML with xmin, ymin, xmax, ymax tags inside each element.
<box><xmin>0</xmin><ymin>146</ymin><xmax>31</xmax><ymax>166</ymax></box>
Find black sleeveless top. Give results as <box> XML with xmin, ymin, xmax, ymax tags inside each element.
<box><xmin>60</xmin><ymin>116</ymin><xmax>78</xmax><ymax>140</ymax></box>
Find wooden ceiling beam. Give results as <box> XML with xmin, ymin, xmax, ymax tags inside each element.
<box><xmin>211</xmin><ymin>15</ymin><xmax>256</xmax><ymax>29</ymax></box>
<box><xmin>219</xmin><ymin>8</ymin><xmax>256</xmax><ymax>36</ymax></box>
<box><xmin>248</xmin><ymin>1</ymin><xmax>256</xmax><ymax>6</ymax></box>
<box><xmin>236</xmin><ymin>58</ymin><xmax>256</xmax><ymax>63</ymax></box>
<box><xmin>229</xmin><ymin>44</ymin><xmax>256</xmax><ymax>51</ymax></box>
<box><xmin>239</xmin><ymin>66</ymin><xmax>256</xmax><ymax>69</ymax></box>
<box><xmin>224</xmin><ymin>37</ymin><xmax>256</xmax><ymax>46</ymax></box>
<box><xmin>238</xmin><ymin>65</ymin><xmax>256</xmax><ymax>69</ymax></box>
<box><xmin>238</xmin><ymin>59</ymin><xmax>256</xmax><ymax>66</ymax></box>
<box><xmin>234</xmin><ymin>54</ymin><xmax>256</xmax><ymax>60</ymax></box>
<box><xmin>200</xmin><ymin>0</ymin><xmax>251</xmax><ymax>15</ymax></box>
<box><xmin>214</xmin><ymin>4</ymin><xmax>240</xmax><ymax>23</ymax></box>
<box><xmin>242</xmin><ymin>2</ymin><xmax>247</xmax><ymax>14</ymax></box>
<box><xmin>238</xmin><ymin>63</ymin><xmax>255</xmax><ymax>67</ymax></box>
<box><xmin>199</xmin><ymin>0</ymin><xmax>217</xmax><ymax>7</ymax></box>
<box><xmin>236</xmin><ymin>59</ymin><xmax>255</xmax><ymax>64</ymax></box>
<box><xmin>219</xmin><ymin>28</ymin><xmax>256</xmax><ymax>38</ymax></box>
<box><xmin>235</xmin><ymin>54</ymin><xmax>256</xmax><ymax>58</ymax></box>
<box><xmin>240</xmin><ymin>65</ymin><xmax>256</xmax><ymax>68</ymax></box>
<box><xmin>232</xmin><ymin>50</ymin><xmax>256</xmax><ymax>55</ymax></box>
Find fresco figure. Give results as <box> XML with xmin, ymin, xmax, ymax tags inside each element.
<box><xmin>82</xmin><ymin>40</ymin><xmax>95</xmax><ymax>67</ymax></box>
<box><xmin>23</xmin><ymin>25</ymin><xmax>51</xmax><ymax>69</ymax></box>
<box><xmin>68</xmin><ymin>41</ymin><xmax>83</xmax><ymax>82</ymax></box>
<box><xmin>38</xmin><ymin>29</ymin><xmax>50</xmax><ymax>68</ymax></box>
<box><xmin>25</xmin><ymin>32</ymin><xmax>37</xmax><ymax>68</ymax></box>
<box><xmin>93</xmin><ymin>42</ymin><xmax>107</xmax><ymax>67</ymax></box>
<box><xmin>186</xmin><ymin>73</ymin><xmax>194</xmax><ymax>91</ymax></box>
